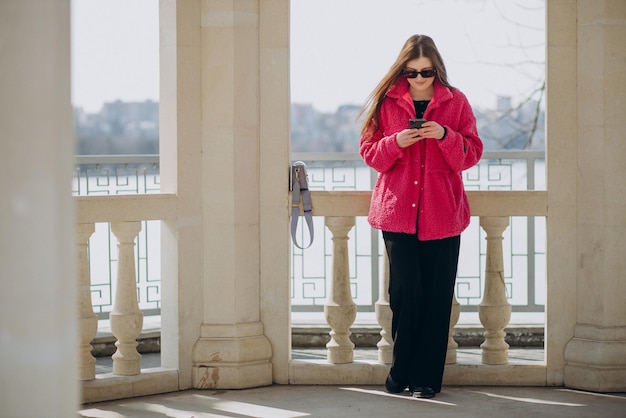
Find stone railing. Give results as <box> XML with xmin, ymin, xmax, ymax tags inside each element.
<box><xmin>75</xmin><ymin>152</ymin><xmax>546</xmax><ymax>318</ymax></box>
<box><xmin>76</xmin><ymin>194</ymin><xmax>178</xmax><ymax>401</ymax></box>
<box><xmin>289</xmin><ymin>190</ymin><xmax>548</xmax><ymax>385</ymax></box>
<box><xmin>77</xmin><ymin>188</ymin><xmax>547</xmax><ymax>401</ymax></box>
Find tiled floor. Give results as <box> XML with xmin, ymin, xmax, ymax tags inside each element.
<box><xmin>85</xmin><ymin>348</ymin><xmax>626</xmax><ymax>418</ymax></box>
<box><xmin>79</xmin><ymin>382</ymin><xmax>626</xmax><ymax>418</ymax></box>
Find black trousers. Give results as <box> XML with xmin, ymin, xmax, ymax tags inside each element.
<box><xmin>383</xmin><ymin>231</ymin><xmax>460</xmax><ymax>393</ymax></box>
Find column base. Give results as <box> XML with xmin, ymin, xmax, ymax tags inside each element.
<box><xmin>326</xmin><ymin>346</ymin><xmax>354</xmax><ymax>364</ymax></box>
<box><xmin>192</xmin><ymin>322</ymin><xmax>272</xmax><ymax>389</ymax></box>
<box><xmin>480</xmin><ymin>347</ymin><xmax>509</xmax><ymax>365</ymax></box>
<box><xmin>564</xmin><ymin>362</ymin><xmax>626</xmax><ymax>392</ymax></box>
<box><xmin>564</xmin><ymin>326</ymin><xmax>626</xmax><ymax>392</ymax></box>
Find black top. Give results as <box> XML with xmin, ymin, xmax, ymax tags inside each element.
<box><xmin>413</xmin><ymin>100</ymin><xmax>429</xmax><ymax>118</ymax></box>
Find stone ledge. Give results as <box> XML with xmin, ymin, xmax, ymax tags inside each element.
<box><xmin>91</xmin><ymin>325</ymin><xmax>544</xmax><ymax>357</ymax></box>
<box><xmin>81</xmin><ymin>368</ymin><xmax>179</xmax><ymax>404</ymax></box>
<box><xmin>288</xmin><ymin>358</ymin><xmax>547</xmax><ymax>386</ymax></box>
<box><xmin>292</xmin><ymin>325</ymin><xmax>544</xmax><ymax>348</ymax></box>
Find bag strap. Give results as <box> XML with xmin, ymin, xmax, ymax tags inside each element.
<box><xmin>290</xmin><ymin>161</ymin><xmax>314</xmax><ymax>249</ymax></box>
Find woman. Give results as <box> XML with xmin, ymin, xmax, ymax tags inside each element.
<box><xmin>360</xmin><ymin>34</ymin><xmax>483</xmax><ymax>398</ymax></box>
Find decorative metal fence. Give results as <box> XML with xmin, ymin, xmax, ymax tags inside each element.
<box><xmin>289</xmin><ymin>151</ymin><xmax>546</xmax><ymax>314</ymax></box>
<box><xmin>75</xmin><ymin>151</ymin><xmax>546</xmax><ymax>319</ymax></box>
<box><xmin>74</xmin><ymin>155</ymin><xmax>161</xmax><ymax>319</ymax></box>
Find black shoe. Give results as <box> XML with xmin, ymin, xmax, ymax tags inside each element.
<box><xmin>410</xmin><ymin>387</ymin><xmax>436</xmax><ymax>399</ymax></box>
<box><xmin>385</xmin><ymin>374</ymin><xmax>407</xmax><ymax>394</ymax></box>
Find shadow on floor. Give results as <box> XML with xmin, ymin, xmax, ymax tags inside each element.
<box><xmin>79</xmin><ymin>385</ymin><xmax>626</xmax><ymax>418</ymax></box>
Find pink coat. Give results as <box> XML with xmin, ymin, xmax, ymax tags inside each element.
<box><xmin>360</xmin><ymin>80</ymin><xmax>483</xmax><ymax>240</ymax></box>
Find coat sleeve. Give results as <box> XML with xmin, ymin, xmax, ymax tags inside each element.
<box><xmin>359</xmin><ymin>100</ymin><xmax>406</xmax><ymax>173</ymax></box>
<box><xmin>359</xmin><ymin>134</ymin><xmax>404</xmax><ymax>173</ymax></box>
<box><xmin>437</xmin><ymin>94</ymin><xmax>483</xmax><ymax>172</ymax></box>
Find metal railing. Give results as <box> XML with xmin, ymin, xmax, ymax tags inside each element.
<box><xmin>74</xmin><ymin>155</ymin><xmax>161</xmax><ymax>319</ymax></box>
<box><xmin>74</xmin><ymin>154</ymin><xmax>160</xmax><ymax>196</ymax></box>
<box><xmin>289</xmin><ymin>151</ymin><xmax>545</xmax><ymax>314</ymax></box>
<box><xmin>75</xmin><ymin>151</ymin><xmax>545</xmax><ymax>318</ymax></box>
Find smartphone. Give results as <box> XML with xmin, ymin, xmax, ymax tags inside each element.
<box><xmin>409</xmin><ymin>118</ymin><xmax>426</xmax><ymax>129</ymax></box>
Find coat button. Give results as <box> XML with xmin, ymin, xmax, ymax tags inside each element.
<box><xmin>414</xmin><ymin>180</ymin><xmax>419</xmax><ymax>185</ymax></box>
<box><xmin>412</xmin><ymin>203</ymin><xmax>416</xmax><ymax>208</ymax></box>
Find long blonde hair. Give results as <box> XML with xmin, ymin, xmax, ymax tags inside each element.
<box><xmin>360</xmin><ymin>34</ymin><xmax>452</xmax><ymax>138</ymax></box>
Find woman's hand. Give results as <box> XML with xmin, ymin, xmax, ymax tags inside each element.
<box><xmin>421</xmin><ymin>120</ymin><xmax>446</xmax><ymax>140</ymax></box>
<box><xmin>396</xmin><ymin>121</ymin><xmax>446</xmax><ymax>148</ymax></box>
<box><xmin>396</xmin><ymin>128</ymin><xmax>424</xmax><ymax>148</ymax></box>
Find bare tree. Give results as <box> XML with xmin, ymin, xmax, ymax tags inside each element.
<box><xmin>470</xmin><ymin>0</ymin><xmax>546</xmax><ymax>150</ymax></box>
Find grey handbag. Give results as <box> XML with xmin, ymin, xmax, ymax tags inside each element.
<box><xmin>290</xmin><ymin>161</ymin><xmax>314</xmax><ymax>249</ymax></box>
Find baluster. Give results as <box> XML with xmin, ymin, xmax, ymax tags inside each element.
<box><xmin>478</xmin><ymin>216</ymin><xmax>511</xmax><ymax>365</ymax></box>
<box><xmin>446</xmin><ymin>292</ymin><xmax>460</xmax><ymax>364</ymax></box>
<box><xmin>77</xmin><ymin>222</ymin><xmax>97</xmax><ymax>380</ymax></box>
<box><xmin>110</xmin><ymin>221</ymin><xmax>143</xmax><ymax>375</ymax></box>
<box><xmin>375</xmin><ymin>249</ymin><xmax>393</xmax><ymax>364</ymax></box>
<box><xmin>324</xmin><ymin>216</ymin><xmax>357</xmax><ymax>364</ymax></box>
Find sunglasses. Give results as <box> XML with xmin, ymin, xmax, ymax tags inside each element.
<box><xmin>401</xmin><ymin>68</ymin><xmax>437</xmax><ymax>78</ymax></box>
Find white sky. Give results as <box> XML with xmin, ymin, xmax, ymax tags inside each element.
<box><xmin>71</xmin><ymin>0</ymin><xmax>545</xmax><ymax>113</ymax></box>
<box><xmin>71</xmin><ymin>0</ymin><xmax>159</xmax><ymax>112</ymax></box>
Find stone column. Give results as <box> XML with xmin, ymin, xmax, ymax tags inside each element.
<box><xmin>159</xmin><ymin>0</ymin><xmax>205</xmax><ymax>389</ymax></box>
<box><xmin>446</xmin><ymin>293</ymin><xmax>460</xmax><ymax>364</ymax></box>
<box><xmin>191</xmin><ymin>0</ymin><xmax>272</xmax><ymax>389</ymax></box>
<box><xmin>77</xmin><ymin>223</ymin><xmax>98</xmax><ymax>380</ymax></box>
<box><xmin>479</xmin><ymin>216</ymin><xmax>511</xmax><ymax>365</ymax></box>
<box><xmin>562</xmin><ymin>0</ymin><xmax>626</xmax><ymax>392</ymax></box>
<box><xmin>324</xmin><ymin>216</ymin><xmax>357</xmax><ymax>364</ymax></box>
<box><xmin>0</xmin><ymin>0</ymin><xmax>78</xmax><ymax>415</ymax></box>
<box><xmin>545</xmin><ymin>0</ymin><xmax>579</xmax><ymax>386</ymax></box>
<box><xmin>375</xmin><ymin>250</ymin><xmax>393</xmax><ymax>364</ymax></box>
<box><xmin>258</xmin><ymin>0</ymin><xmax>291</xmax><ymax>384</ymax></box>
<box><xmin>110</xmin><ymin>221</ymin><xmax>144</xmax><ymax>375</ymax></box>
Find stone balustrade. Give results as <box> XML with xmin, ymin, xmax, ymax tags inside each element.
<box><xmin>76</xmin><ymin>195</ymin><xmax>179</xmax><ymax>402</ymax></box>
<box><xmin>77</xmin><ymin>190</ymin><xmax>547</xmax><ymax>401</ymax></box>
<box><xmin>303</xmin><ymin>190</ymin><xmax>547</xmax><ymax>369</ymax></box>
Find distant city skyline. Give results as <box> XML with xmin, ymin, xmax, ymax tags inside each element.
<box><xmin>75</xmin><ymin>95</ymin><xmax>544</xmax><ymax>155</ymax></box>
<box><xmin>71</xmin><ymin>0</ymin><xmax>545</xmax><ymax>113</ymax></box>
